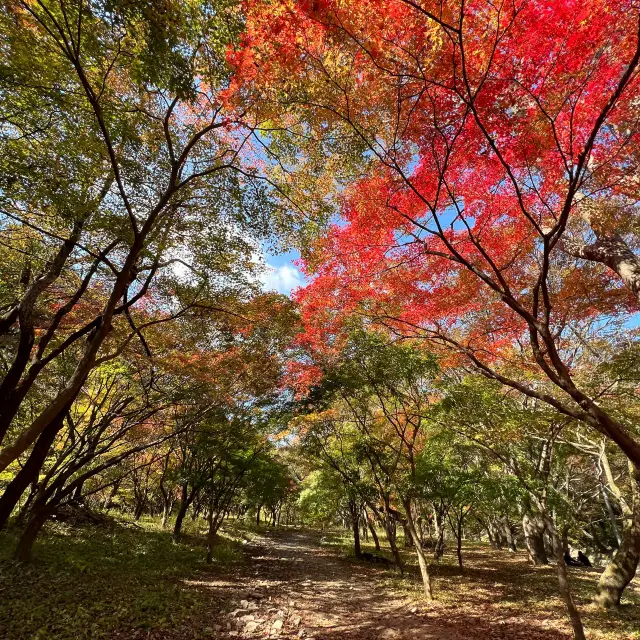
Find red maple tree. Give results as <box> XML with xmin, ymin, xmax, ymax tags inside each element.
<box><xmin>232</xmin><ymin>0</ymin><xmax>640</xmax><ymax>468</ymax></box>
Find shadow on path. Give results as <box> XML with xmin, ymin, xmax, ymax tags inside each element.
<box><xmin>197</xmin><ymin>530</ymin><xmax>573</xmax><ymax>640</ymax></box>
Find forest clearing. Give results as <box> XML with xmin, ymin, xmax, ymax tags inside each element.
<box><xmin>1</xmin><ymin>0</ymin><xmax>640</xmax><ymax>638</ymax></box>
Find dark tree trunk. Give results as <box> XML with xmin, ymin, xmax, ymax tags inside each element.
<box><xmin>103</xmin><ymin>480</ymin><xmax>121</xmax><ymax>511</ymax></box>
<box><xmin>0</xmin><ymin>327</ymin><xmax>35</xmax><ymax>443</ymax></box>
<box><xmin>0</xmin><ymin>405</ymin><xmax>69</xmax><ymax>530</ymax></box>
<box><xmin>434</xmin><ymin>526</ymin><xmax>445</xmax><ymax>560</ymax></box>
<box><xmin>173</xmin><ymin>483</ymin><xmax>193</xmax><ymax>539</ymax></box>
<box><xmin>14</xmin><ymin>480</ymin><xmax>39</xmax><ymax>527</ymax></box>
<box><xmin>482</xmin><ymin>517</ymin><xmax>496</xmax><ymax>548</ymax></box>
<box><xmin>134</xmin><ymin>501</ymin><xmax>145</xmax><ymax>521</ymax></box>
<box><xmin>72</xmin><ymin>481</ymin><xmax>85</xmax><ymax>503</ymax></box>
<box><xmin>14</xmin><ymin>502</ymin><xmax>57</xmax><ymax>562</ymax></box>
<box><xmin>561</xmin><ymin>523</ymin><xmax>570</xmax><ymax>554</ymax></box>
<box><xmin>456</xmin><ymin>518</ymin><xmax>463</xmax><ymax>570</ymax></box>
<box><xmin>523</xmin><ymin>512</ymin><xmax>548</xmax><ymax>565</ymax></box>
<box><xmin>349</xmin><ymin>500</ymin><xmax>362</xmax><ymax>559</ymax></box>
<box><xmin>433</xmin><ymin>506</ymin><xmax>446</xmax><ymax>560</ymax></box>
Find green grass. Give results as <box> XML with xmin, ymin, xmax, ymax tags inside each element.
<box><xmin>0</xmin><ymin>516</ymin><xmax>244</xmax><ymax>640</ymax></box>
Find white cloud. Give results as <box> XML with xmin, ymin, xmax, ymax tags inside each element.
<box><xmin>260</xmin><ymin>263</ymin><xmax>303</xmax><ymax>295</ymax></box>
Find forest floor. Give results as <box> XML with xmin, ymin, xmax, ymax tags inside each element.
<box><xmin>0</xmin><ymin>519</ymin><xmax>638</xmax><ymax>640</ymax></box>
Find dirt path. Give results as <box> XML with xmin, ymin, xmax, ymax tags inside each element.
<box><xmin>213</xmin><ymin>530</ymin><xmax>454</xmax><ymax>640</ymax></box>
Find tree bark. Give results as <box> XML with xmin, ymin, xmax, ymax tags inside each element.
<box><xmin>600</xmin><ymin>484</ymin><xmax>622</xmax><ymax>546</ymax></box>
<box><xmin>206</xmin><ymin>509</ymin><xmax>224</xmax><ymax>563</ymax></box>
<box><xmin>522</xmin><ymin>512</ymin><xmax>548</xmax><ymax>565</ymax></box>
<box><xmin>134</xmin><ymin>501</ymin><xmax>145</xmax><ymax>521</ymax></box>
<box><xmin>0</xmin><ymin>404</ymin><xmax>70</xmax><ymax>530</ymax></box>
<box><xmin>594</xmin><ymin>513</ymin><xmax>640</xmax><ymax>607</ymax></box>
<box><xmin>402</xmin><ymin>520</ymin><xmax>414</xmax><ymax>548</ymax></box>
<box><xmin>595</xmin><ymin>467</ymin><xmax>640</xmax><ymax>607</ymax></box>
<box><xmin>502</xmin><ymin>517</ymin><xmax>517</xmax><ymax>552</ymax></box>
<box><xmin>103</xmin><ymin>480</ymin><xmax>121</xmax><ymax>511</ymax></box>
<box><xmin>383</xmin><ymin>515</ymin><xmax>403</xmax><ymax>573</ymax></box>
<box><xmin>562</xmin><ymin>232</ymin><xmax>640</xmax><ymax>304</ymax></box>
<box><xmin>14</xmin><ymin>502</ymin><xmax>57</xmax><ymax>562</ymax></box>
<box><xmin>402</xmin><ymin>497</ymin><xmax>433</xmax><ymax>601</ymax></box>
<box><xmin>349</xmin><ymin>499</ymin><xmax>362</xmax><ymax>559</ymax></box>
<box><xmin>173</xmin><ymin>483</ymin><xmax>193</xmax><ymax>539</ymax></box>
<box><xmin>366</xmin><ymin>510</ymin><xmax>381</xmax><ymax>551</ymax></box>
<box><xmin>543</xmin><ymin>513</ymin><xmax>586</xmax><ymax>640</ymax></box>
<box><xmin>161</xmin><ymin>495</ymin><xmax>175</xmax><ymax>529</ymax></box>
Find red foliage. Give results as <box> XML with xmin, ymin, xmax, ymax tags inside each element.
<box><xmin>233</xmin><ymin>0</ymin><xmax>639</xmax><ymax>384</ymax></box>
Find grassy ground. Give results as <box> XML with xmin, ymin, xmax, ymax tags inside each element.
<box><xmin>320</xmin><ymin>531</ymin><xmax>640</xmax><ymax>639</ymax></box>
<box><xmin>0</xmin><ymin>515</ymin><xmax>255</xmax><ymax>640</ymax></box>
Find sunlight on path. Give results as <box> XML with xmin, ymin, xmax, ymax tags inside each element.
<box><xmin>213</xmin><ymin>531</ymin><xmax>456</xmax><ymax>640</ymax></box>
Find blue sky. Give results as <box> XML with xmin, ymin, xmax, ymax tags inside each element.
<box><xmin>260</xmin><ymin>248</ymin><xmax>305</xmax><ymax>297</ymax></box>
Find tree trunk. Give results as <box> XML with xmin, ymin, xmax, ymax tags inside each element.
<box><xmin>594</xmin><ymin>514</ymin><xmax>640</xmax><ymax>607</ymax></box>
<box><xmin>256</xmin><ymin>504</ymin><xmax>261</xmax><ymax>527</ymax></box>
<box><xmin>402</xmin><ymin>521</ymin><xmax>414</xmax><ymax>548</ymax></box>
<box><xmin>595</xmin><ymin>469</ymin><xmax>640</xmax><ymax>607</ymax></box>
<box><xmin>502</xmin><ymin>517</ymin><xmax>516</xmax><ymax>552</ymax></box>
<box><xmin>522</xmin><ymin>512</ymin><xmax>548</xmax><ymax>565</ymax></box>
<box><xmin>0</xmin><ymin>225</ymin><xmax>148</xmax><ymax>475</ymax></box>
<box><xmin>0</xmin><ymin>404</ymin><xmax>69</xmax><ymax>530</ymax></box>
<box><xmin>173</xmin><ymin>483</ymin><xmax>192</xmax><ymax>539</ymax></box>
<box><xmin>72</xmin><ymin>481</ymin><xmax>85</xmax><ymax>503</ymax></box>
<box><xmin>561</xmin><ymin>523</ymin><xmax>570</xmax><ymax>554</ymax></box>
<box><xmin>206</xmin><ymin>509</ymin><xmax>224</xmax><ymax>563</ymax></box>
<box><xmin>383</xmin><ymin>515</ymin><xmax>403</xmax><ymax>574</ymax></box>
<box><xmin>366</xmin><ymin>511</ymin><xmax>381</xmax><ymax>551</ymax></box>
<box><xmin>103</xmin><ymin>480</ymin><xmax>121</xmax><ymax>511</ymax></box>
<box><xmin>161</xmin><ymin>496</ymin><xmax>175</xmax><ymax>529</ymax></box>
<box><xmin>134</xmin><ymin>501</ymin><xmax>145</xmax><ymax>521</ymax></box>
<box><xmin>433</xmin><ymin>506</ymin><xmax>445</xmax><ymax>560</ymax></box>
<box><xmin>14</xmin><ymin>502</ymin><xmax>57</xmax><ymax>562</ymax></box>
<box><xmin>349</xmin><ymin>500</ymin><xmax>362</xmax><ymax>559</ymax></box>
<box><xmin>562</xmin><ymin>232</ymin><xmax>640</xmax><ymax>304</ymax></box>
<box><xmin>0</xmin><ymin>326</ymin><xmax>35</xmax><ymax>443</ymax></box>
<box><xmin>402</xmin><ymin>497</ymin><xmax>433</xmax><ymax>601</ymax></box>
<box><xmin>600</xmin><ymin>484</ymin><xmax>622</xmax><ymax>546</ymax></box>
<box><xmin>0</xmin><ymin>212</ymin><xmax>94</xmax><ymax>444</ymax></box>
<box><xmin>14</xmin><ymin>480</ymin><xmax>38</xmax><ymax>527</ymax></box>
<box><xmin>456</xmin><ymin>518</ymin><xmax>463</xmax><ymax>571</ymax></box>
<box><xmin>543</xmin><ymin>513</ymin><xmax>586</xmax><ymax>640</ymax></box>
